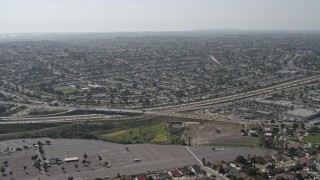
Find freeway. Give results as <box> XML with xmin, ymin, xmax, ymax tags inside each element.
<box><xmin>1</xmin><ymin>74</ymin><xmax>320</xmax><ymax>123</ymax></box>
<box><xmin>146</xmin><ymin>74</ymin><xmax>320</xmax><ymax>114</ymax></box>
<box><xmin>0</xmin><ymin>114</ymin><xmax>116</xmax><ymax>124</ymax></box>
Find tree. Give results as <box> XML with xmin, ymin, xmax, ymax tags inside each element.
<box><xmin>104</xmin><ymin>161</ymin><xmax>109</xmax><ymax>167</ymax></box>
<box><xmin>202</xmin><ymin>158</ymin><xmax>206</xmax><ymax>166</ymax></box>
<box><xmin>116</xmin><ymin>173</ymin><xmax>121</xmax><ymax>178</ymax></box>
<box><xmin>292</xmin><ymin>123</ymin><xmax>299</xmax><ymax>130</ymax></box>
<box><xmin>74</xmin><ymin>164</ymin><xmax>79</xmax><ymax>171</ymax></box>
<box><xmin>309</xmin><ymin>126</ymin><xmax>320</xmax><ymax>134</ymax></box>
<box><xmin>295</xmin><ymin>173</ymin><xmax>303</xmax><ymax>180</ymax></box>
<box><xmin>288</xmin><ymin>147</ymin><xmax>296</xmax><ymax>156</ymax></box>
<box><xmin>31</xmin><ymin>154</ymin><xmax>38</xmax><ymax>162</ymax></box>
<box><xmin>9</xmin><ymin>171</ymin><xmax>13</xmax><ymax>179</ymax></box>
<box><xmin>43</xmin><ymin>165</ymin><xmax>48</xmax><ymax>173</ymax></box>
<box><xmin>1</xmin><ymin>166</ymin><xmax>5</xmax><ymax>176</ymax></box>
<box><xmin>235</xmin><ymin>155</ymin><xmax>247</xmax><ymax>164</ymax></box>
<box><xmin>23</xmin><ymin>166</ymin><xmax>27</xmax><ymax>174</ymax></box>
<box><xmin>261</xmin><ymin>172</ymin><xmax>269</xmax><ymax>180</ymax></box>
<box><xmin>181</xmin><ymin>139</ymin><xmax>186</xmax><ymax>146</ymax></box>
<box><xmin>83</xmin><ymin>153</ymin><xmax>88</xmax><ymax>160</ymax></box>
<box><xmin>231</xmin><ymin>176</ymin><xmax>237</xmax><ymax>180</ymax></box>
<box><xmin>247</xmin><ymin>168</ymin><xmax>257</xmax><ymax>176</ymax></box>
<box><xmin>218</xmin><ymin>167</ymin><xmax>225</xmax><ymax>174</ymax></box>
<box><xmin>266</xmin><ymin>162</ymin><xmax>276</xmax><ymax>170</ymax></box>
<box><xmin>98</xmin><ymin>155</ymin><xmax>102</xmax><ymax>165</ymax></box>
<box><xmin>82</xmin><ymin>159</ymin><xmax>86</xmax><ymax>166</ymax></box>
<box><xmin>207</xmin><ymin>161</ymin><xmax>212</xmax><ymax>166</ymax></box>
<box><xmin>61</xmin><ymin>166</ymin><xmax>65</xmax><ymax>173</ymax></box>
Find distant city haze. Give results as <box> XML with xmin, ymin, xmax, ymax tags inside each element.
<box><xmin>1</xmin><ymin>0</ymin><xmax>320</xmax><ymax>33</ymax></box>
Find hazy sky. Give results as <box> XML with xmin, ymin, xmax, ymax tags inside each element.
<box><xmin>1</xmin><ymin>0</ymin><xmax>320</xmax><ymax>33</ymax></box>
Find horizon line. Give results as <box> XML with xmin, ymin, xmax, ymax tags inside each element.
<box><xmin>2</xmin><ymin>29</ymin><xmax>320</xmax><ymax>35</ymax></box>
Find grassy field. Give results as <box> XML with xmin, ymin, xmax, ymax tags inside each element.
<box><xmin>303</xmin><ymin>134</ymin><xmax>320</xmax><ymax>144</ymax></box>
<box><xmin>100</xmin><ymin>123</ymin><xmax>169</xmax><ymax>144</ymax></box>
<box><xmin>0</xmin><ymin>123</ymin><xmax>69</xmax><ymax>135</ymax></box>
<box><xmin>0</xmin><ymin>116</ymin><xmax>202</xmax><ymax>144</ymax></box>
<box><xmin>28</xmin><ymin>109</ymin><xmax>67</xmax><ymax>115</ymax></box>
<box><xmin>54</xmin><ymin>86</ymin><xmax>79</xmax><ymax>94</ymax></box>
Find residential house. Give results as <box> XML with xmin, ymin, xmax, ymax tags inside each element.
<box><xmin>298</xmin><ymin>156</ymin><xmax>312</xmax><ymax>166</ymax></box>
<box><xmin>135</xmin><ymin>175</ymin><xmax>147</xmax><ymax>180</ymax></box>
<box><xmin>168</xmin><ymin>170</ymin><xmax>183</xmax><ymax>178</ymax></box>
<box><xmin>158</xmin><ymin>172</ymin><xmax>171</xmax><ymax>180</ymax></box>
<box><xmin>191</xmin><ymin>165</ymin><xmax>202</xmax><ymax>175</ymax></box>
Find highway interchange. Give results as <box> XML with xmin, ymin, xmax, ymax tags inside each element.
<box><xmin>1</xmin><ymin>74</ymin><xmax>320</xmax><ymax>124</ymax></box>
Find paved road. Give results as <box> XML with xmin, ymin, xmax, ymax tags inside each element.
<box><xmin>1</xmin><ymin>75</ymin><xmax>320</xmax><ymax>123</ymax></box>
<box><xmin>185</xmin><ymin>146</ymin><xmax>227</xmax><ymax>180</ymax></box>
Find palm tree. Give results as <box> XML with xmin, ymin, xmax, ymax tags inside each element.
<box><xmin>202</xmin><ymin>158</ymin><xmax>206</xmax><ymax>166</ymax></box>
<box><xmin>83</xmin><ymin>153</ymin><xmax>88</xmax><ymax>160</ymax></box>
<box><xmin>61</xmin><ymin>166</ymin><xmax>65</xmax><ymax>173</ymax></box>
<box><xmin>1</xmin><ymin>166</ymin><xmax>5</xmax><ymax>176</ymax></box>
<box><xmin>82</xmin><ymin>159</ymin><xmax>86</xmax><ymax>166</ymax></box>
<box><xmin>23</xmin><ymin>166</ymin><xmax>27</xmax><ymax>174</ymax></box>
<box><xmin>75</xmin><ymin>164</ymin><xmax>79</xmax><ymax>172</ymax></box>
<box><xmin>98</xmin><ymin>155</ymin><xmax>102</xmax><ymax>165</ymax></box>
<box><xmin>31</xmin><ymin>154</ymin><xmax>38</xmax><ymax>162</ymax></box>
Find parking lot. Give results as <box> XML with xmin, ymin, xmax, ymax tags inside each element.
<box><xmin>0</xmin><ymin>138</ymin><xmax>199</xmax><ymax>179</ymax></box>
<box><xmin>0</xmin><ymin>138</ymin><xmax>274</xmax><ymax>180</ymax></box>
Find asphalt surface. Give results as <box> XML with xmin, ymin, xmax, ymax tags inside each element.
<box><xmin>0</xmin><ymin>138</ymin><xmax>277</xmax><ymax>180</ymax></box>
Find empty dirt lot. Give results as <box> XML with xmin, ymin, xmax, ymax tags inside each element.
<box><xmin>189</xmin><ymin>122</ymin><xmax>259</xmax><ymax>146</ymax></box>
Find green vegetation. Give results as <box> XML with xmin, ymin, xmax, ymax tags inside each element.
<box><xmin>303</xmin><ymin>134</ymin><xmax>320</xmax><ymax>145</ymax></box>
<box><xmin>0</xmin><ymin>123</ymin><xmax>68</xmax><ymax>135</ymax></box>
<box><xmin>0</xmin><ymin>115</ymin><xmax>262</xmax><ymax>147</ymax></box>
<box><xmin>0</xmin><ymin>121</ymin><xmax>113</xmax><ymax>141</ymax></box>
<box><xmin>303</xmin><ymin>127</ymin><xmax>320</xmax><ymax>145</ymax></box>
<box><xmin>247</xmin><ymin>124</ymin><xmax>261</xmax><ymax>131</ymax></box>
<box><xmin>101</xmin><ymin>117</ymin><xmax>187</xmax><ymax>144</ymax></box>
<box><xmin>101</xmin><ymin>123</ymin><xmax>169</xmax><ymax>144</ymax></box>
<box><xmin>0</xmin><ymin>105</ymin><xmax>27</xmax><ymax>116</ymax></box>
<box><xmin>0</xmin><ymin>116</ymin><xmax>200</xmax><ymax>145</ymax></box>
<box><xmin>28</xmin><ymin>109</ymin><xmax>67</xmax><ymax>116</ymax></box>
<box><xmin>54</xmin><ymin>86</ymin><xmax>79</xmax><ymax>95</ymax></box>
<box><xmin>308</xmin><ymin>126</ymin><xmax>320</xmax><ymax>134</ymax></box>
